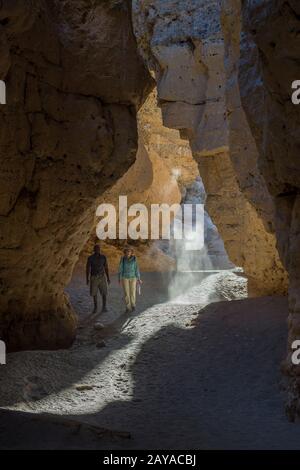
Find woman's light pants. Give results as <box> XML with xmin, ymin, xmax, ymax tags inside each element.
<box><xmin>122</xmin><ymin>278</ymin><xmax>137</xmax><ymax>310</ymax></box>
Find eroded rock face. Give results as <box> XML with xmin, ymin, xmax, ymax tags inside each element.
<box><xmin>231</xmin><ymin>0</ymin><xmax>300</xmax><ymax>419</ymax></box>
<box><xmin>84</xmin><ymin>88</ymin><xmax>230</xmax><ymax>274</ymax></box>
<box><xmin>0</xmin><ymin>0</ymin><xmax>152</xmax><ymax>351</ymax></box>
<box><xmin>138</xmin><ymin>89</ymin><xmax>199</xmax><ymax>187</ymax></box>
<box><xmin>132</xmin><ymin>0</ymin><xmax>287</xmax><ymax>295</ymax></box>
<box><xmin>83</xmin><ymin>88</ymin><xmax>195</xmax><ymax>272</ymax></box>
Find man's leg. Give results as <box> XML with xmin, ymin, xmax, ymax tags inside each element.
<box><xmin>122</xmin><ymin>278</ymin><xmax>131</xmax><ymax>311</ymax></box>
<box><xmin>130</xmin><ymin>278</ymin><xmax>137</xmax><ymax>310</ymax></box>
<box><xmin>90</xmin><ymin>276</ymin><xmax>98</xmax><ymax>313</ymax></box>
<box><xmin>101</xmin><ymin>294</ymin><xmax>107</xmax><ymax>312</ymax></box>
<box><xmin>93</xmin><ymin>295</ymin><xmax>98</xmax><ymax>314</ymax></box>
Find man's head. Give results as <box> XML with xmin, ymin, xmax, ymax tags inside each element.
<box><xmin>94</xmin><ymin>244</ymin><xmax>100</xmax><ymax>255</ymax></box>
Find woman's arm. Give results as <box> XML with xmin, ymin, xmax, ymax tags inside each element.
<box><xmin>135</xmin><ymin>258</ymin><xmax>141</xmax><ymax>280</ymax></box>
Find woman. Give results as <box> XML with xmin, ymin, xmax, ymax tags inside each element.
<box><xmin>118</xmin><ymin>246</ymin><xmax>141</xmax><ymax>313</ymax></box>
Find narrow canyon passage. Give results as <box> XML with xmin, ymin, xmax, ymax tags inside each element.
<box><xmin>1</xmin><ymin>0</ymin><xmax>300</xmax><ymax>453</ymax></box>
<box><xmin>0</xmin><ymin>270</ymin><xmax>299</xmax><ymax>450</ymax></box>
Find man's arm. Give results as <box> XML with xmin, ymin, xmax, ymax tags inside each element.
<box><xmin>86</xmin><ymin>257</ymin><xmax>91</xmax><ymax>285</ymax></box>
<box><xmin>104</xmin><ymin>258</ymin><xmax>110</xmax><ymax>284</ymax></box>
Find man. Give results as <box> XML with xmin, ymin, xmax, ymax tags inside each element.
<box><xmin>118</xmin><ymin>246</ymin><xmax>142</xmax><ymax>313</ymax></box>
<box><xmin>86</xmin><ymin>244</ymin><xmax>110</xmax><ymax>314</ymax></box>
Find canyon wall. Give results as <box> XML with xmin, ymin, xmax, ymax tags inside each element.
<box><xmin>0</xmin><ymin>0</ymin><xmax>152</xmax><ymax>351</ymax></box>
<box><xmin>83</xmin><ymin>88</ymin><xmax>198</xmax><ymax>273</ymax></box>
<box><xmin>224</xmin><ymin>0</ymin><xmax>300</xmax><ymax>420</ymax></box>
<box><xmin>132</xmin><ymin>0</ymin><xmax>288</xmax><ymax>296</ymax></box>
<box><xmin>83</xmin><ymin>86</ymin><xmax>233</xmax><ymax>275</ymax></box>
<box><xmin>0</xmin><ymin>0</ymin><xmax>293</xmax><ymax>359</ymax></box>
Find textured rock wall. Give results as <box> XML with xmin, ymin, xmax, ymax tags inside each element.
<box><xmin>0</xmin><ymin>0</ymin><xmax>152</xmax><ymax>351</ymax></box>
<box><xmin>83</xmin><ymin>88</ymin><xmax>196</xmax><ymax>271</ymax></box>
<box><xmin>84</xmin><ymin>87</ymin><xmax>234</xmax><ymax>275</ymax></box>
<box><xmin>228</xmin><ymin>0</ymin><xmax>300</xmax><ymax>419</ymax></box>
<box><xmin>138</xmin><ymin>89</ymin><xmax>199</xmax><ymax>187</ymax></box>
<box><xmin>199</xmin><ymin>151</ymin><xmax>287</xmax><ymax>294</ymax></box>
<box><xmin>132</xmin><ymin>0</ymin><xmax>287</xmax><ymax>295</ymax></box>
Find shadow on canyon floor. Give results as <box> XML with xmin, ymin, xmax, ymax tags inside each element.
<box><xmin>0</xmin><ymin>271</ymin><xmax>196</xmax><ymax>409</ymax></box>
<box><xmin>1</xmin><ymin>293</ymin><xmax>300</xmax><ymax>450</ymax></box>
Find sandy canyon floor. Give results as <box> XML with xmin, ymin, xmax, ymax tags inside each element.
<box><xmin>0</xmin><ymin>270</ymin><xmax>299</xmax><ymax>449</ymax></box>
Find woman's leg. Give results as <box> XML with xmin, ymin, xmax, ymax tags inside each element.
<box><xmin>122</xmin><ymin>278</ymin><xmax>131</xmax><ymax>310</ymax></box>
<box><xmin>130</xmin><ymin>278</ymin><xmax>137</xmax><ymax>309</ymax></box>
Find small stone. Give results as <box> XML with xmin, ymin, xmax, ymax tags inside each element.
<box><xmin>75</xmin><ymin>384</ymin><xmax>94</xmax><ymax>391</ymax></box>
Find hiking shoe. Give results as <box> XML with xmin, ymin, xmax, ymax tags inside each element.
<box><xmin>132</xmin><ymin>306</ymin><xmax>136</xmax><ymax>312</ymax></box>
<box><xmin>101</xmin><ymin>306</ymin><xmax>108</xmax><ymax>313</ymax></box>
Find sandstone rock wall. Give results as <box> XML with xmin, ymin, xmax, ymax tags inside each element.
<box><xmin>83</xmin><ymin>86</ymin><xmax>235</xmax><ymax>276</ymax></box>
<box><xmin>228</xmin><ymin>0</ymin><xmax>300</xmax><ymax>419</ymax></box>
<box><xmin>82</xmin><ymin>88</ymin><xmax>196</xmax><ymax>272</ymax></box>
<box><xmin>0</xmin><ymin>0</ymin><xmax>152</xmax><ymax>351</ymax></box>
<box><xmin>138</xmin><ymin>89</ymin><xmax>199</xmax><ymax>187</ymax></box>
<box><xmin>0</xmin><ymin>0</ymin><xmax>292</xmax><ymax>356</ymax></box>
<box><xmin>132</xmin><ymin>0</ymin><xmax>287</xmax><ymax>296</ymax></box>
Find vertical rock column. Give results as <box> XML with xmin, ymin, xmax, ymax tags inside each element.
<box><xmin>0</xmin><ymin>0</ymin><xmax>152</xmax><ymax>351</ymax></box>
<box><xmin>232</xmin><ymin>0</ymin><xmax>300</xmax><ymax>419</ymax></box>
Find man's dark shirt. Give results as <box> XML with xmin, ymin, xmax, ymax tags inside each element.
<box><xmin>87</xmin><ymin>253</ymin><xmax>107</xmax><ymax>277</ymax></box>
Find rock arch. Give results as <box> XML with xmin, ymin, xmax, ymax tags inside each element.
<box><xmin>0</xmin><ymin>0</ymin><xmax>152</xmax><ymax>350</ymax></box>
